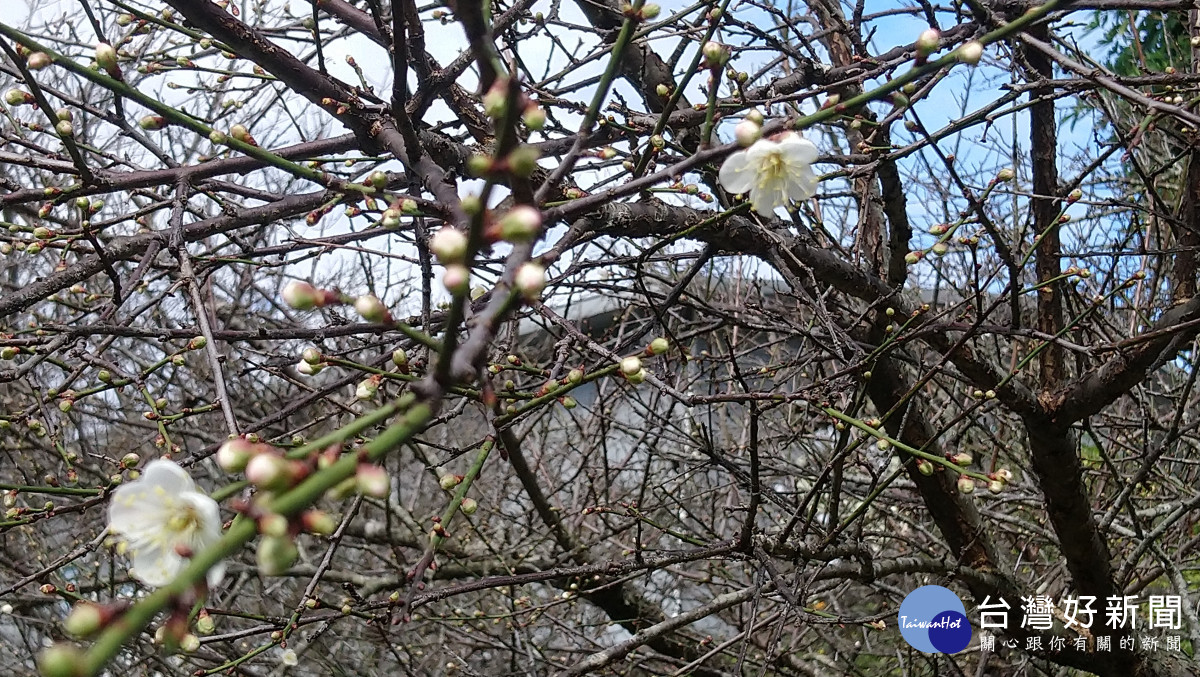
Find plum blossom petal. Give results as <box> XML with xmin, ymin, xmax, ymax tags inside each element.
<box><xmin>717</xmin><ymin>149</ymin><xmax>756</xmax><ymax>194</ymax></box>
<box><xmin>718</xmin><ymin>132</ymin><xmax>821</xmax><ymax>215</ymax></box>
<box><xmin>107</xmin><ymin>459</ymin><xmax>225</xmax><ymax>588</ymax></box>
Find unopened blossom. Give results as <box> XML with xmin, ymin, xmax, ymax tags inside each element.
<box><xmin>107</xmin><ymin>459</ymin><xmax>224</xmax><ymax>587</ymax></box>
<box><xmin>718</xmin><ymin>132</ymin><xmax>819</xmax><ymax>215</ymax></box>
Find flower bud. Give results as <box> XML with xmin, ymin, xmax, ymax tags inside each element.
<box><xmin>208</xmin><ymin>130</ymin><xmax>227</xmax><ymax>145</ymax></box>
<box><xmin>368</xmin><ymin>170</ymin><xmax>388</xmax><ymax>189</ymax></box>
<box><xmin>245</xmin><ymin>453</ymin><xmax>295</xmax><ymax>491</ymax></box>
<box><xmin>560</xmin><ymin>396</ymin><xmax>578</xmax><ymax>409</ymax></box>
<box><xmin>230</xmin><ymin>124</ymin><xmax>251</xmax><ymax>143</ymax></box>
<box><xmin>498</xmin><ymin>205</ymin><xmax>542</xmax><ymax>243</ymax></box>
<box><xmin>175</xmin><ymin>633</ymin><xmax>199</xmax><ymax>653</ymax></box>
<box><xmin>195</xmin><ymin>610</ymin><xmax>215</xmax><ymax>635</ymax></box>
<box><xmin>460</xmin><ymin>497</ymin><xmax>478</xmax><ymax>515</ymax></box>
<box><xmin>932</xmin><ymin>242</ymin><xmax>949</xmax><ymax>256</ymax></box>
<box><xmin>55</xmin><ymin>120</ymin><xmax>74</xmax><ymax>137</ymax></box>
<box><xmin>648</xmin><ymin>337</ymin><xmax>669</xmax><ymax>355</ymax></box>
<box><xmin>356</xmin><ymin>464</ymin><xmax>390</xmax><ymax>498</ymax></box>
<box><xmin>282</xmin><ymin>281</ymin><xmax>326</xmax><ymax>310</ymax></box>
<box><xmin>904</xmin><ymin>251</ymin><xmax>922</xmax><ymax>265</ymax></box>
<box><xmin>734</xmin><ymin>119</ymin><xmax>762</xmax><ymax>147</ymax></box>
<box><xmin>515</xmin><ymin>262</ymin><xmax>546</xmax><ymax>299</ymax></box>
<box><xmin>916</xmin><ymin>28</ymin><xmax>940</xmax><ymax>57</ymax></box>
<box><xmin>950</xmin><ymin>452</ymin><xmax>973</xmax><ymax>467</ymax></box>
<box><xmin>522</xmin><ymin>104</ymin><xmax>546</xmax><ymax>130</ymax></box>
<box><xmin>302</xmin><ymin>510</ymin><xmax>337</xmax><ymax>535</ymax></box>
<box><xmin>381</xmin><ymin>208</ymin><xmax>402</xmax><ymax>228</ymax></box>
<box><xmin>258</xmin><ymin>512</ymin><xmax>289</xmax><ymax>538</ymax></box>
<box><xmin>508</xmin><ymin>145</ymin><xmax>540</xmax><ymax>178</ymax></box>
<box><xmin>620</xmin><ymin>356</ymin><xmax>642</xmax><ymax>376</ymax></box>
<box><xmin>139</xmin><ymin>115</ymin><xmax>167</xmax><ymax>131</ymax></box>
<box><xmin>987</xmin><ymin>479</ymin><xmax>1004</xmax><ymax>494</ymax></box>
<box><xmin>216</xmin><ymin>438</ymin><xmax>258</xmax><ymax>473</ymax></box>
<box><xmin>567</xmin><ymin>368</ymin><xmax>584</xmax><ymax>384</ymax></box>
<box><xmin>442</xmin><ymin>264</ymin><xmax>470</xmax><ymax>294</ymax></box>
<box><xmin>392</xmin><ymin>348</ymin><xmax>409</xmax><ymax>367</ymax></box>
<box><xmin>354</xmin><ymin>294</ymin><xmax>388</xmax><ymax>323</ymax></box>
<box><xmin>641</xmin><ymin>3</ymin><xmax>661</xmax><ymax>19</ymax></box>
<box><xmin>5</xmin><ymin>89</ymin><xmax>33</xmax><ymax>106</ymax></box>
<box><xmin>957</xmin><ymin>41</ymin><xmax>983</xmax><ymax>66</ymax></box>
<box><xmin>702</xmin><ymin>41</ymin><xmax>729</xmax><ymax>67</ymax></box>
<box><xmin>429</xmin><ymin>227</ymin><xmax>469</xmax><ymax>264</ymax></box>
<box><xmin>64</xmin><ymin>603</ymin><xmax>104</xmax><ymax>638</ymax></box>
<box><xmin>256</xmin><ymin>535</ymin><xmax>298</xmax><ymax>577</ymax></box>
<box><xmin>296</xmin><ymin>360</ymin><xmax>324</xmax><ymax>376</ymax></box>
<box><xmin>626</xmin><ymin>369</ymin><xmax>647</xmax><ymax>385</ymax></box>
<box><xmin>355</xmin><ymin>377</ymin><xmax>379</xmax><ymax>400</ymax></box>
<box><xmin>995</xmin><ymin>167</ymin><xmax>1015</xmax><ymax>182</ymax></box>
<box><xmin>656</xmin><ymin>84</ymin><xmax>669</xmax><ymax>97</ymax></box>
<box><xmin>916</xmin><ymin>459</ymin><xmax>935</xmax><ymax>475</ymax></box>
<box><xmin>956</xmin><ymin>475</ymin><xmax>975</xmax><ymax>494</ymax></box>
<box><xmin>95</xmin><ymin>42</ymin><xmax>119</xmax><ymax>77</ymax></box>
<box><xmin>301</xmin><ymin>347</ymin><xmax>322</xmax><ymax>365</ymax></box>
<box><xmin>439</xmin><ymin>474</ymin><xmax>460</xmax><ymax>491</ymax></box>
<box><xmin>37</xmin><ymin>644</ymin><xmax>84</xmax><ymax>677</ymax></box>
<box><xmin>482</xmin><ymin>80</ymin><xmax>507</xmax><ymax>119</ymax></box>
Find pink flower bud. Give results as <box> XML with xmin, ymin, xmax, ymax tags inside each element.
<box><xmin>282</xmin><ymin>281</ymin><xmax>322</xmax><ymax>310</ymax></box>
<box><xmin>442</xmin><ymin>264</ymin><xmax>470</xmax><ymax>294</ymax></box>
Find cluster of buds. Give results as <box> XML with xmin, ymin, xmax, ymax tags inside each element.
<box><xmin>619</xmin><ymin>355</ymin><xmax>647</xmax><ymax>385</ymax></box>
<box><xmin>216</xmin><ymin>437</ymin><xmax>281</xmax><ymax>474</ymax></box>
<box><xmin>987</xmin><ymin>467</ymin><xmax>1014</xmax><ymax>494</ymax></box>
<box><xmin>281</xmin><ymin>280</ymin><xmax>340</xmax><ymax>310</ymax></box>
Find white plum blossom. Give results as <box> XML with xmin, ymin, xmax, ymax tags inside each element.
<box><xmin>107</xmin><ymin>459</ymin><xmax>224</xmax><ymax>588</ymax></box>
<box><xmin>718</xmin><ymin>132</ymin><xmax>819</xmax><ymax>215</ymax></box>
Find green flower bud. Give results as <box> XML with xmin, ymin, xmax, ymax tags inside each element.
<box><xmin>256</xmin><ymin>535</ymin><xmax>299</xmax><ymax>577</ymax></box>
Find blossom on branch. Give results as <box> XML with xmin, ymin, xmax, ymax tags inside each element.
<box><xmin>107</xmin><ymin>459</ymin><xmax>225</xmax><ymax>588</ymax></box>
<box><xmin>718</xmin><ymin>132</ymin><xmax>819</xmax><ymax>215</ymax></box>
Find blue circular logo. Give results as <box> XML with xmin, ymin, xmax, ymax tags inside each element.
<box><xmin>898</xmin><ymin>585</ymin><xmax>972</xmax><ymax>654</ymax></box>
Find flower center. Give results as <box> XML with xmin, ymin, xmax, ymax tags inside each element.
<box><xmin>165</xmin><ymin>505</ymin><xmax>201</xmax><ymax>536</ymax></box>
<box><xmin>761</xmin><ymin>151</ymin><xmax>785</xmax><ymax>181</ymax></box>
